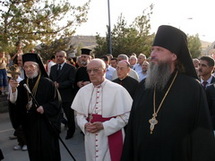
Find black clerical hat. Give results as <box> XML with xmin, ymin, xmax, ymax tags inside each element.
<box><xmin>152</xmin><ymin>25</ymin><xmax>198</xmax><ymax>79</ymax></box>
<box><xmin>81</xmin><ymin>48</ymin><xmax>91</xmax><ymax>55</ymax></box>
<box><xmin>22</xmin><ymin>53</ymin><xmax>48</xmax><ymax>77</ymax></box>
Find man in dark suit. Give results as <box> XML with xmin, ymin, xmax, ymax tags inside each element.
<box><xmin>206</xmin><ymin>84</ymin><xmax>215</xmax><ymax>133</ymax></box>
<box><xmin>198</xmin><ymin>56</ymin><xmax>215</xmax><ymax>89</ymax></box>
<box><xmin>50</xmin><ymin>50</ymin><xmax>76</xmax><ymax>139</ymax></box>
<box><xmin>199</xmin><ymin>56</ymin><xmax>215</xmax><ymax>133</ymax></box>
<box><xmin>198</xmin><ymin>56</ymin><xmax>215</xmax><ymax>134</ymax></box>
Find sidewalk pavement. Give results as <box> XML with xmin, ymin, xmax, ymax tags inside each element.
<box><xmin>0</xmin><ymin>112</ymin><xmax>85</xmax><ymax>161</ymax></box>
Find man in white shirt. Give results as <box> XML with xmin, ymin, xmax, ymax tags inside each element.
<box><xmin>47</xmin><ymin>55</ymin><xmax>56</xmax><ymax>76</ymax></box>
<box><xmin>101</xmin><ymin>55</ymin><xmax>116</xmax><ymax>80</ymax></box>
<box><xmin>139</xmin><ymin>60</ymin><xmax>149</xmax><ymax>81</ymax></box>
<box><xmin>133</xmin><ymin>53</ymin><xmax>147</xmax><ymax>78</ymax></box>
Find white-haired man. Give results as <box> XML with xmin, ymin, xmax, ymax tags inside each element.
<box><xmin>72</xmin><ymin>59</ymin><xmax>132</xmax><ymax>161</ymax></box>
<box><xmin>9</xmin><ymin>53</ymin><xmax>61</xmax><ymax>161</ymax></box>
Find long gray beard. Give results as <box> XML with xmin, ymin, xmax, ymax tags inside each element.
<box><xmin>145</xmin><ymin>62</ymin><xmax>172</xmax><ymax>90</ymax></box>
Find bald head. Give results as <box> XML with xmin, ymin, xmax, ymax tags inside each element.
<box><xmin>87</xmin><ymin>59</ymin><xmax>106</xmax><ymax>69</ymax></box>
<box><xmin>87</xmin><ymin>59</ymin><xmax>106</xmax><ymax>86</ymax></box>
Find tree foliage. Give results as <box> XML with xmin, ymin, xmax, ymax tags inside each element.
<box><xmin>94</xmin><ymin>4</ymin><xmax>154</xmax><ymax>58</ymax></box>
<box><xmin>187</xmin><ymin>34</ymin><xmax>202</xmax><ymax>58</ymax></box>
<box><xmin>0</xmin><ymin>0</ymin><xmax>90</xmax><ymax>57</ymax></box>
<box><xmin>94</xmin><ymin>4</ymin><xmax>202</xmax><ymax>59</ymax></box>
<box><xmin>34</xmin><ymin>37</ymin><xmax>76</xmax><ymax>61</ymax></box>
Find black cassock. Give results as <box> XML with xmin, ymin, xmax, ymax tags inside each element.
<box><xmin>121</xmin><ymin>73</ymin><xmax>215</xmax><ymax>161</ymax></box>
<box><xmin>113</xmin><ymin>76</ymin><xmax>139</xmax><ymax>99</ymax></box>
<box><xmin>205</xmin><ymin>84</ymin><xmax>215</xmax><ymax>130</ymax></box>
<box><xmin>75</xmin><ymin>66</ymin><xmax>89</xmax><ymax>82</ymax></box>
<box><xmin>15</xmin><ymin>76</ymin><xmax>61</xmax><ymax>161</ymax></box>
<box><xmin>74</xmin><ymin>66</ymin><xmax>90</xmax><ymax>93</ymax></box>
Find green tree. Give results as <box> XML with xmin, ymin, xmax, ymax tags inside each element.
<box><xmin>0</xmin><ymin>0</ymin><xmax>90</xmax><ymax>56</ymax></box>
<box><xmin>35</xmin><ymin>37</ymin><xmax>76</xmax><ymax>61</ymax></box>
<box><xmin>187</xmin><ymin>34</ymin><xmax>202</xmax><ymax>58</ymax></box>
<box><xmin>94</xmin><ymin>4</ymin><xmax>154</xmax><ymax>58</ymax></box>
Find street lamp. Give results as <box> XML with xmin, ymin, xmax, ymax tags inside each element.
<box><xmin>107</xmin><ymin>0</ymin><xmax>112</xmax><ymax>55</ymax></box>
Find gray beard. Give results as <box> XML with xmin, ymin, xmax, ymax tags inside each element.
<box><xmin>81</xmin><ymin>60</ymin><xmax>89</xmax><ymax>66</ymax></box>
<box><xmin>81</xmin><ymin>61</ymin><xmax>87</xmax><ymax>66</ymax></box>
<box><xmin>145</xmin><ymin>61</ymin><xmax>172</xmax><ymax>90</ymax></box>
<box><xmin>26</xmin><ymin>71</ymin><xmax>39</xmax><ymax>79</ymax></box>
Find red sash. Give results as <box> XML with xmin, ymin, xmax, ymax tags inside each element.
<box><xmin>89</xmin><ymin>114</ymin><xmax>123</xmax><ymax>161</ymax></box>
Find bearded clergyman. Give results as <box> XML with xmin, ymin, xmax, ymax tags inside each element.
<box><xmin>9</xmin><ymin>53</ymin><xmax>62</xmax><ymax>161</ymax></box>
<box><xmin>121</xmin><ymin>25</ymin><xmax>215</xmax><ymax>161</ymax></box>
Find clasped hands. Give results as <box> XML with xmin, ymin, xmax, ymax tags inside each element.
<box><xmin>85</xmin><ymin>122</ymin><xmax>104</xmax><ymax>133</ymax></box>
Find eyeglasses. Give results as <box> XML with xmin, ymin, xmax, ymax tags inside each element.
<box><xmin>86</xmin><ymin>68</ymin><xmax>104</xmax><ymax>73</ymax></box>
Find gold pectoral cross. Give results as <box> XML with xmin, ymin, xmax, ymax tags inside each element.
<box><xmin>149</xmin><ymin>114</ymin><xmax>158</xmax><ymax>134</ymax></box>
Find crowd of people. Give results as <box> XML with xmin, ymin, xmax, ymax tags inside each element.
<box><xmin>1</xmin><ymin>25</ymin><xmax>215</xmax><ymax>161</ymax></box>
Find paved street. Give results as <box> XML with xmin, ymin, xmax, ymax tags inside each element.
<box><xmin>0</xmin><ymin>112</ymin><xmax>85</xmax><ymax>161</ymax></box>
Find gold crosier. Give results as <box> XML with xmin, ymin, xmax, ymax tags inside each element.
<box><xmin>149</xmin><ymin>71</ymin><xmax>178</xmax><ymax>134</ymax></box>
<box><xmin>26</xmin><ymin>74</ymin><xmax>41</xmax><ymax>110</ymax></box>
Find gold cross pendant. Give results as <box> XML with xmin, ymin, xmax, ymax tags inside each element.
<box><xmin>149</xmin><ymin>116</ymin><xmax>158</xmax><ymax>134</ymax></box>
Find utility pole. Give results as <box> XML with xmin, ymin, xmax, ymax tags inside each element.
<box><xmin>107</xmin><ymin>0</ymin><xmax>112</xmax><ymax>55</ymax></box>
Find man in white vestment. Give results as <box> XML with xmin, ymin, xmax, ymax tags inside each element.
<box><xmin>71</xmin><ymin>59</ymin><xmax>132</xmax><ymax>161</ymax></box>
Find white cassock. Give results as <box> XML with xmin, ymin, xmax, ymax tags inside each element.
<box><xmin>71</xmin><ymin>79</ymin><xmax>133</xmax><ymax>161</ymax></box>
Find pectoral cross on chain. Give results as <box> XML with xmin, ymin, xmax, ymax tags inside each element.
<box><xmin>149</xmin><ymin>113</ymin><xmax>158</xmax><ymax>134</ymax></box>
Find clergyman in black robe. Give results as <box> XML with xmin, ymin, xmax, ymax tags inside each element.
<box><xmin>121</xmin><ymin>25</ymin><xmax>215</xmax><ymax>161</ymax></box>
<box><xmin>113</xmin><ymin>60</ymin><xmax>139</xmax><ymax>99</ymax></box>
<box><xmin>9</xmin><ymin>53</ymin><xmax>62</xmax><ymax>161</ymax></box>
<box><xmin>113</xmin><ymin>76</ymin><xmax>138</xmax><ymax>98</ymax></box>
<box><xmin>74</xmin><ymin>48</ymin><xmax>91</xmax><ymax>91</ymax></box>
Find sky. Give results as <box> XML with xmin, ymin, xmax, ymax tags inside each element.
<box><xmin>72</xmin><ymin>0</ymin><xmax>215</xmax><ymax>42</ymax></box>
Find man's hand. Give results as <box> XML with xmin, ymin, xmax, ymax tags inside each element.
<box><xmin>85</xmin><ymin>122</ymin><xmax>104</xmax><ymax>133</ymax></box>
<box><xmin>9</xmin><ymin>79</ymin><xmax>19</xmax><ymax>93</ymax></box>
<box><xmin>77</xmin><ymin>81</ymin><xmax>90</xmax><ymax>88</ymax></box>
<box><xmin>54</xmin><ymin>81</ymin><xmax>59</xmax><ymax>88</ymax></box>
<box><xmin>37</xmin><ymin>106</ymin><xmax>44</xmax><ymax>114</ymax></box>
<box><xmin>77</xmin><ymin>81</ymin><xmax>84</xmax><ymax>88</ymax></box>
